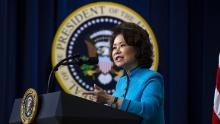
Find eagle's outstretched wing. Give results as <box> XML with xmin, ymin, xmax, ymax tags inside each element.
<box><xmin>85</xmin><ymin>39</ymin><xmax>97</xmax><ymax>57</ymax></box>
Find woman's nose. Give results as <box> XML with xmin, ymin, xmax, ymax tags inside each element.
<box><xmin>115</xmin><ymin>47</ymin><xmax>121</xmax><ymax>54</ymax></box>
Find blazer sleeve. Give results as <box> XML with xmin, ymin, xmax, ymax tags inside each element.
<box><xmin>120</xmin><ymin>77</ymin><xmax>164</xmax><ymax>119</ymax></box>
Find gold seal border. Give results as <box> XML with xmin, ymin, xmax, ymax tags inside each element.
<box><xmin>51</xmin><ymin>2</ymin><xmax>159</xmax><ymax>96</ymax></box>
<box><xmin>20</xmin><ymin>88</ymin><xmax>38</xmax><ymax>124</ymax></box>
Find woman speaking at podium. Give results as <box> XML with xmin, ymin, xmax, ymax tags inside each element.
<box><xmin>84</xmin><ymin>22</ymin><xmax>165</xmax><ymax>124</ymax></box>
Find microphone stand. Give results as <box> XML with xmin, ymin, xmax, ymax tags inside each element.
<box><xmin>47</xmin><ymin>54</ymin><xmax>80</xmax><ymax>93</ymax></box>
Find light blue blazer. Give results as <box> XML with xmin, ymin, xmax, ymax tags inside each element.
<box><xmin>113</xmin><ymin>67</ymin><xmax>165</xmax><ymax>124</ymax></box>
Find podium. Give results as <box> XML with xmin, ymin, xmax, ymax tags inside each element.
<box><xmin>9</xmin><ymin>91</ymin><xmax>142</xmax><ymax>124</ymax></box>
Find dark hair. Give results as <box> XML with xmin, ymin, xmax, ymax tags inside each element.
<box><xmin>110</xmin><ymin>22</ymin><xmax>153</xmax><ymax>68</ymax></box>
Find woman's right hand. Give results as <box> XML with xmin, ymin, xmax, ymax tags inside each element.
<box><xmin>83</xmin><ymin>84</ymin><xmax>114</xmax><ymax>104</ymax></box>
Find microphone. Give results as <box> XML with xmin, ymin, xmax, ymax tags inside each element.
<box><xmin>62</xmin><ymin>57</ymin><xmax>98</xmax><ymax>65</ymax></box>
<box><xmin>47</xmin><ymin>55</ymin><xmax>98</xmax><ymax>93</ymax></box>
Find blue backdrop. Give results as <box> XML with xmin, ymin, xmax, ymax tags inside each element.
<box><xmin>0</xmin><ymin>0</ymin><xmax>219</xmax><ymax>124</ymax></box>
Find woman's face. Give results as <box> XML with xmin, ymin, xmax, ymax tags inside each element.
<box><xmin>112</xmin><ymin>34</ymin><xmax>138</xmax><ymax>71</ymax></box>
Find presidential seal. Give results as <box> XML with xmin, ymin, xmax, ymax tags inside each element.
<box><xmin>51</xmin><ymin>2</ymin><xmax>159</xmax><ymax>100</ymax></box>
<box><xmin>20</xmin><ymin>88</ymin><xmax>38</xmax><ymax>124</ymax></box>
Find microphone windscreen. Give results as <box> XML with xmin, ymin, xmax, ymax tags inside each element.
<box><xmin>84</xmin><ymin>57</ymin><xmax>98</xmax><ymax>65</ymax></box>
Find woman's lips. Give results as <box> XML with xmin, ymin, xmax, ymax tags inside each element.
<box><xmin>115</xmin><ymin>56</ymin><xmax>124</xmax><ymax>62</ymax></box>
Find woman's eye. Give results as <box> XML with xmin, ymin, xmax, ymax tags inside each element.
<box><xmin>112</xmin><ymin>46</ymin><xmax>116</xmax><ymax>49</ymax></box>
<box><xmin>121</xmin><ymin>44</ymin><xmax>126</xmax><ymax>47</ymax></box>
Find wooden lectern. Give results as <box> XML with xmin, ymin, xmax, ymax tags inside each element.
<box><xmin>9</xmin><ymin>91</ymin><xmax>142</xmax><ymax>124</ymax></box>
